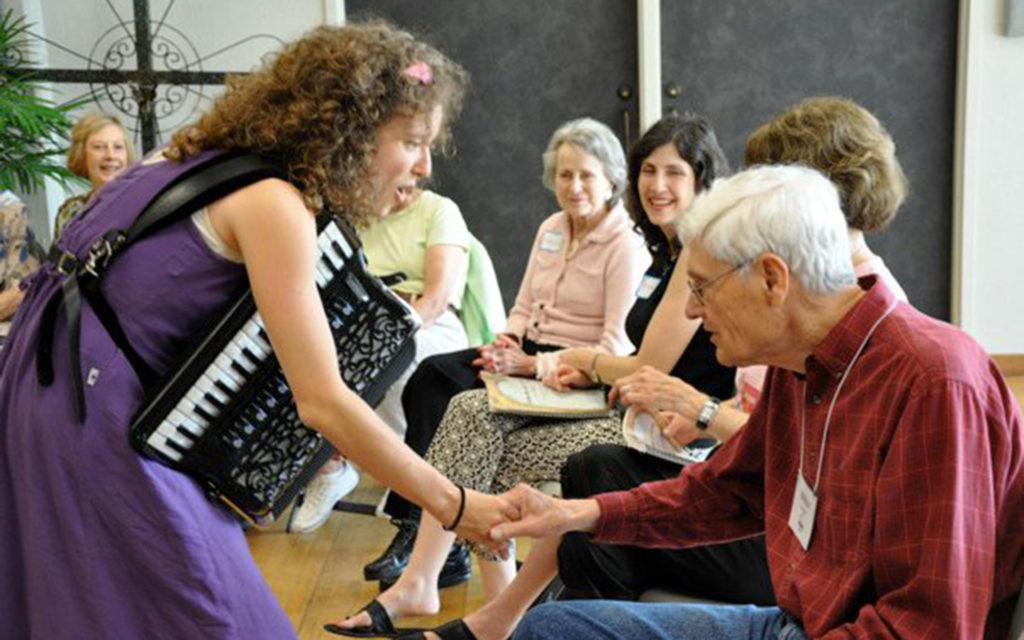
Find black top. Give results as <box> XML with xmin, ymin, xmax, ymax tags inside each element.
<box><xmin>623</xmin><ymin>257</ymin><xmax>735</xmax><ymax>399</ymax></box>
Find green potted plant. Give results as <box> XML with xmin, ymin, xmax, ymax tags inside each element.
<box><xmin>0</xmin><ymin>8</ymin><xmax>90</xmax><ymax>194</ymax></box>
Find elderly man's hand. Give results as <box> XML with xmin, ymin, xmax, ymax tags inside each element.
<box><xmin>490</xmin><ymin>484</ymin><xmax>601</xmax><ymax>542</ymax></box>
<box><xmin>610</xmin><ymin>366</ymin><xmax>707</xmax><ymax>418</ymax></box>
<box><xmin>655</xmin><ymin>410</ymin><xmax>705</xmax><ymax>449</ymax></box>
<box><xmin>453</xmin><ymin>488</ymin><xmax>521</xmax><ymax>558</ymax></box>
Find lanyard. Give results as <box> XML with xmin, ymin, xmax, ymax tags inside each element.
<box><xmin>798</xmin><ymin>302</ymin><xmax>896</xmax><ymax>492</ymax></box>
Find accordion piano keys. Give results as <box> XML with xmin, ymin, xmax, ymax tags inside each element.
<box><xmin>132</xmin><ymin>216</ymin><xmax>419</xmax><ymax>523</ymax></box>
<box><xmin>139</xmin><ymin>222</ymin><xmax>357</xmax><ymax>468</ymax></box>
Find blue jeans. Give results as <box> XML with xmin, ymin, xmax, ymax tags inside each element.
<box><xmin>512</xmin><ymin>601</ymin><xmax>808</xmax><ymax>640</ymax></box>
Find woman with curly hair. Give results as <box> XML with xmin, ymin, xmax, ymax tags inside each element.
<box><xmin>0</xmin><ymin>22</ymin><xmax>515</xmax><ymax>639</ymax></box>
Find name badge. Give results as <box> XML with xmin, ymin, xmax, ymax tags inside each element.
<box><xmin>636</xmin><ymin>275</ymin><xmax>661</xmax><ymax>299</ymax></box>
<box><xmin>539</xmin><ymin>231</ymin><xmax>563</xmax><ymax>253</ymax></box>
<box><xmin>788</xmin><ymin>473</ymin><xmax>818</xmax><ymax>550</ymax></box>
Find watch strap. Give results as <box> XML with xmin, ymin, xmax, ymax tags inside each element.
<box><xmin>695</xmin><ymin>396</ymin><xmax>721</xmax><ymax>431</ymax></box>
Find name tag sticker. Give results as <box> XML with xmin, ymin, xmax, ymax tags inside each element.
<box><xmin>539</xmin><ymin>231</ymin><xmax>563</xmax><ymax>253</ymax></box>
<box><xmin>788</xmin><ymin>473</ymin><xmax>818</xmax><ymax>551</ymax></box>
<box><xmin>636</xmin><ymin>275</ymin><xmax>661</xmax><ymax>299</ymax></box>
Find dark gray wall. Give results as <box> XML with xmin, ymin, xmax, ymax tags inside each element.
<box><xmin>348</xmin><ymin>2</ymin><xmax>958</xmax><ymax>319</ymax></box>
<box><xmin>347</xmin><ymin>1</ymin><xmax>638</xmax><ymax>308</ymax></box>
<box><xmin>662</xmin><ymin>0</ymin><xmax>958</xmax><ymax>319</ymax></box>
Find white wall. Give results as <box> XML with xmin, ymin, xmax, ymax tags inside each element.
<box><xmin>10</xmin><ymin>0</ymin><xmax>338</xmax><ymax>241</ymax></box>
<box><xmin>956</xmin><ymin>0</ymin><xmax>1024</xmax><ymax>354</ymax></box>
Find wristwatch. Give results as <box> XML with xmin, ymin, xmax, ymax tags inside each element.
<box><xmin>695</xmin><ymin>396</ymin><xmax>721</xmax><ymax>431</ymax></box>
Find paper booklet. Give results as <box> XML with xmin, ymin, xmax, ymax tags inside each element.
<box><xmin>482</xmin><ymin>373</ymin><xmax>612</xmax><ymax>418</ymax></box>
<box><xmin>621</xmin><ymin>407</ymin><xmax>719</xmax><ymax>465</ymax></box>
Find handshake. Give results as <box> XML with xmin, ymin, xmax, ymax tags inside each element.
<box><xmin>452</xmin><ymin>484</ymin><xmax>602</xmax><ymax>557</ymax></box>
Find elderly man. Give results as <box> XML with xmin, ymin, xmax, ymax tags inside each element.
<box><xmin>495</xmin><ymin>165</ymin><xmax>1024</xmax><ymax>640</ymax></box>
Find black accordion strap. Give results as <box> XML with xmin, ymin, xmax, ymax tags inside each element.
<box><xmin>124</xmin><ymin>153</ymin><xmax>285</xmax><ymax>244</ymax></box>
<box><xmin>36</xmin><ymin>153</ymin><xmax>287</xmax><ymax>421</ymax></box>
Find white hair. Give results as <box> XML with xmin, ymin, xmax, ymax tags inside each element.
<box><xmin>676</xmin><ymin>165</ymin><xmax>856</xmax><ymax>295</ymax></box>
<box><xmin>541</xmin><ymin>117</ymin><xmax>627</xmax><ymax>203</ymax></box>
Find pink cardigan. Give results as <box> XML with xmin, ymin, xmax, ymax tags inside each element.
<box><xmin>504</xmin><ymin>202</ymin><xmax>650</xmax><ymax>354</ymax></box>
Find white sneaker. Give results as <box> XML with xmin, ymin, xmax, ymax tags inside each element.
<box><xmin>291</xmin><ymin>462</ymin><xmax>359</xmax><ymax>533</ymax></box>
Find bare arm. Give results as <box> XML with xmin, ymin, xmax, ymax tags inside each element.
<box><xmin>412</xmin><ymin>243</ymin><xmax>467</xmax><ymax>328</ymax></box>
<box><xmin>0</xmin><ymin>286</ymin><xmax>24</xmax><ymax>320</ymax></box>
<box><xmin>210</xmin><ymin>180</ymin><xmax>512</xmax><ymax>543</ymax></box>
<box><xmin>547</xmin><ymin>252</ymin><xmax>702</xmax><ymax>389</ymax></box>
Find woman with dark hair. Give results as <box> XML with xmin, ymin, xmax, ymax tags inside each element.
<box><xmin>0</xmin><ymin>22</ymin><xmax>516</xmax><ymax>639</ymax></box>
<box><xmin>330</xmin><ymin>113</ymin><xmax>735</xmax><ymax>640</ymax></box>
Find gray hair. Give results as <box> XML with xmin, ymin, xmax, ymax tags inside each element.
<box><xmin>541</xmin><ymin>117</ymin><xmax>627</xmax><ymax>203</ymax></box>
<box><xmin>677</xmin><ymin>165</ymin><xmax>856</xmax><ymax>295</ymax></box>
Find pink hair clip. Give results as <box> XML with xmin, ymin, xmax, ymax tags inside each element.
<box><xmin>403</xmin><ymin>60</ymin><xmax>433</xmax><ymax>86</ymax></box>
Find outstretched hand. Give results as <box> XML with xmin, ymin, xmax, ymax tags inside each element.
<box><xmin>453</xmin><ymin>488</ymin><xmax>521</xmax><ymax>558</ymax></box>
<box><xmin>490</xmin><ymin>484</ymin><xmax>601</xmax><ymax>542</ymax></box>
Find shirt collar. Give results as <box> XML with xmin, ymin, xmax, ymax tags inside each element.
<box><xmin>804</xmin><ymin>275</ymin><xmax>898</xmax><ymax>377</ymax></box>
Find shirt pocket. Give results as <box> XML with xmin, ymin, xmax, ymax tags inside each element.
<box><xmin>558</xmin><ymin>260</ymin><xmax>604</xmax><ymax>315</ymax></box>
<box><xmin>527</xmin><ymin>251</ymin><xmax>562</xmax><ymax>301</ymax></box>
<box><xmin>820</xmin><ymin>468</ymin><xmax>874</xmax><ymax>567</ymax></box>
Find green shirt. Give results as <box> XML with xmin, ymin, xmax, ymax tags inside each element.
<box><xmin>359</xmin><ymin>190</ymin><xmax>470</xmax><ymax>307</ymax></box>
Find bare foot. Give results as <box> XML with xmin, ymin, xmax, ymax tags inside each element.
<box><xmin>420</xmin><ymin>614</ymin><xmax>514</xmax><ymax>640</ymax></box>
<box><xmin>461</xmin><ymin>607</ymin><xmax>517</xmax><ymax>640</ymax></box>
<box><xmin>328</xmin><ymin>574</ymin><xmax>440</xmax><ymax>630</ymax></box>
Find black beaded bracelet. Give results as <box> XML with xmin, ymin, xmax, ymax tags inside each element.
<box><xmin>442</xmin><ymin>484</ymin><xmax>466</xmax><ymax>532</ymax></box>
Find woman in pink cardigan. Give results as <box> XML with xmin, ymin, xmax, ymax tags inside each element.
<box><xmin>328</xmin><ymin>118</ymin><xmax>649</xmax><ymax>637</ymax></box>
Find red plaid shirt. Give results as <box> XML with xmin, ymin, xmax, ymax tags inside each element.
<box><xmin>595</xmin><ymin>278</ymin><xmax>1024</xmax><ymax>639</ymax></box>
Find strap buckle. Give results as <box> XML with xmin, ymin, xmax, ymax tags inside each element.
<box><xmin>55</xmin><ymin>251</ymin><xmax>79</xmax><ymax>276</ymax></box>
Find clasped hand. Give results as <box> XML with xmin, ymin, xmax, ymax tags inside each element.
<box><xmin>472</xmin><ymin>334</ymin><xmax>535</xmax><ymax>377</ymax></box>
<box><xmin>539</xmin><ymin>347</ymin><xmax>596</xmax><ymax>391</ymax></box>
<box><xmin>490</xmin><ymin>484</ymin><xmax>599</xmax><ymax>542</ymax></box>
<box><xmin>456</xmin><ymin>484</ymin><xmax>602</xmax><ymax>551</ymax></box>
<box><xmin>453</xmin><ymin>488</ymin><xmax>521</xmax><ymax>559</ymax></box>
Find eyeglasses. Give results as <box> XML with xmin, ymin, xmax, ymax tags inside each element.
<box><xmin>687</xmin><ymin>263</ymin><xmax>746</xmax><ymax>306</ymax></box>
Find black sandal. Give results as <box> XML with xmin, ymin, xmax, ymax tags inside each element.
<box><xmin>398</xmin><ymin>618</ymin><xmax>479</xmax><ymax>640</ymax></box>
<box><xmin>324</xmin><ymin>599</ymin><xmax>425</xmax><ymax>638</ymax></box>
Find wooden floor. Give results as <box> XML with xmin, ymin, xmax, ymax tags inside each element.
<box><xmin>249</xmin><ymin>375</ymin><xmax>1024</xmax><ymax>639</ymax></box>
<box><xmin>247</xmin><ymin>478</ymin><xmax>520</xmax><ymax>639</ymax></box>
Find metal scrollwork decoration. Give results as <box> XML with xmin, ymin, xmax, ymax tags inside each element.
<box><xmin>20</xmin><ymin>0</ymin><xmax>284</xmax><ymax>153</ymax></box>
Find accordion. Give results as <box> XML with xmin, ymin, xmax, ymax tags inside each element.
<box><xmin>130</xmin><ymin>217</ymin><xmax>418</xmax><ymax>524</ymax></box>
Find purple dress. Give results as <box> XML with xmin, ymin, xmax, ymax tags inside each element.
<box><xmin>0</xmin><ymin>154</ymin><xmax>297</xmax><ymax>638</ymax></box>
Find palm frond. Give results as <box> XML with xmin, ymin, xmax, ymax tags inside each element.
<box><xmin>0</xmin><ymin>8</ymin><xmax>95</xmax><ymax>195</ymax></box>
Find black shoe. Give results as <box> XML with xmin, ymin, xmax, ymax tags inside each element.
<box><xmin>364</xmin><ymin>519</ymin><xmax>417</xmax><ymax>582</ymax></box>
<box><xmin>379</xmin><ymin>543</ymin><xmax>471</xmax><ymax>591</ymax></box>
